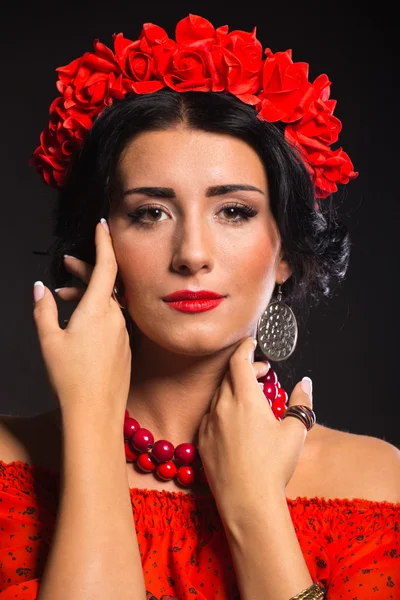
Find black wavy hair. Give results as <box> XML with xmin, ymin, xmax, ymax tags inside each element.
<box><xmin>47</xmin><ymin>87</ymin><xmax>351</xmax><ymax>365</ymax></box>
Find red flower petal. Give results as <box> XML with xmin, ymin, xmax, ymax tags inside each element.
<box><xmin>175</xmin><ymin>14</ymin><xmax>216</xmax><ymax>45</ymax></box>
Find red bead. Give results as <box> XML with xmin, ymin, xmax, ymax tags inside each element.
<box><xmin>124</xmin><ymin>417</ymin><xmax>140</xmax><ymax>439</ymax></box>
<box><xmin>263</xmin><ymin>382</ymin><xmax>279</xmax><ymax>402</ymax></box>
<box><xmin>124</xmin><ymin>441</ymin><xmax>138</xmax><ymax>462</ymax></box>
<box><xmin>275</xmin><ymin>387</ymin><xmax>288</xmax><ymax>405</ymax></box>
<box><xmin>261</xmin><ymin>369</ymin><xmax>278</xmax><ymax>385</ymax></box>
<box><xmin>152</xmin><ymin>440</ymin><xmax>175</xmax><ymax>463</ymax></box>
<box><xmin>174</xmin><ymin>443</ymin><xmax>196</xmax><ymax>465</ymax></box>
<box><xmin>137</xmin><ymin>452</ymin><xmax>156</xmax><ymax>472</ymax></box>
<box><xmin>131</xmin><ymin>428</ymin><xmax>154</xmax><ymax>452</ymax></box>
<box><xmin>177</xmin><ymin>465</ymin><xmax>195</xmax><ymax>487</ymax></box>
<box><xmin>157</xmin><ymin>460</ymin><xmax>177</xmax><ymax>481</ymax></box>
<box><xmin>272</xmin><ymin>399</ymin><xmax>287</xmax><ymax>419</ymax></box>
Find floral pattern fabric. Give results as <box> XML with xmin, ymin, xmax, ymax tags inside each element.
<box><xmin>0</xmin><ymin>461</ymin><xmax>399</xmax><ymax>599</ymax></box>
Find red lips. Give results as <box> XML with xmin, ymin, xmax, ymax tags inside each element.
<box><xmin>163</xmin><ymin>290</ymin><xmax>225</xmax><ymax>301</ymax></box>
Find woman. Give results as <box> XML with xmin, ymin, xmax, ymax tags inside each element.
<box><xmin>0</xmin><ymin>14</ymin><xmax>399</xmax><ymax>600</ymax></box>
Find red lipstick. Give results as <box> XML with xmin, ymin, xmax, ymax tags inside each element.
<box><xmin>163</xmin><ymin>290</ymin><xmax>224</xmax><ymax>301</ymax></box>
<box><xmin>163</xmin><ymin>290</ymin><xmax>226</xmax><ymax>313</ymax></box>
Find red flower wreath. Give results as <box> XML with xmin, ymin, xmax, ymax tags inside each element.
<box><xmin>28</xmin><ymin>13</ymin><xmax>358</xmax><ymax>200</ymax></box>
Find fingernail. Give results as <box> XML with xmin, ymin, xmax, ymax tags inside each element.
<box><xmin>63</xmin><ymin>254</ymin><xmax>78</xmax><ymax>260</ymax></box>
<box><xmin>301</xmin><ymin>376</ymin><xmax>312</xmax><ymax>397</ymax></box>
<box><xmin>100</xmin><ymin>218</ymin><xmax>110</xmax><ymax>233</ymax></box>
<box><xmin>54</xmin><ymin>288</ymin><xmax>65</xmax><ymax>292</ymax></box>
<box><xmin>251</xmin><ymin>338</ymin><xmax>257</xmax><ymax>349</ymax></box>
<box><xmin>33</xmin><ymin>281</ymin><xmax>44</xmax><ymax>302</ymax></box>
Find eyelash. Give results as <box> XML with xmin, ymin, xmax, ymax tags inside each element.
<box><xmin>127</xmin><ymin>202</ymin><xmax>258</xmax><ymax>227</ymax></box>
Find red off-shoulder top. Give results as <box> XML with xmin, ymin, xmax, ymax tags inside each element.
<box><xmin>0</xmin><ymin>461</ymin><xmax>399</xmax><ymax>599</ymax></box>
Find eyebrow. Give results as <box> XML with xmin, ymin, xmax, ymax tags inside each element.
<box><xmin>122</xmin><ymin>184</ymin><xmax>265</xmax><ymax>198</ymax></box>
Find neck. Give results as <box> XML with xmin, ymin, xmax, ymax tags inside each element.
<box><xmin>126</xmin><ymin>333</ymin><xmax>237</xmax><ymax>446</ymax></box>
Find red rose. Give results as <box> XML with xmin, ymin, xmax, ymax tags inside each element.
<box><xmin>28</xmin><ymin>98</ymin><xmax>92</xmax><ymax>187</ymax></box>
<box><xmin>47</xmin><ymin>95</ymin><xmax>68</xmax><ymax>122</ymax></box>
<box><xmin>163</xmin><ymin>14</ymin><xmax>222</xmax><ymax>91</ymax></box>
<box><xmin>285</xmin><ymin>97</ymin><xmax>342</xmax><ymax>153</ymax></box>
<box><xmin>284</xmin><ymin>72</ymin><xmax>341</xmax><ymax>148</ymax></box>
<box><xmin>285</xmin><ymin>95</ymin><xmax>359</xmax><ymax>198</ymax></box>
<box><xmin>113</xmin><ymin>25</ymin><xmax>176</xmax><ymax>94</ymax></box>
<box><xmin>309</xmin><ymin>73</ymin><xmax>331</xmax><ymax>103</ymax></box>
<box><xmin>286</xmin><ymin>135</ymin><xmax>359</xmax><ymax>198</ymax></box>
<box><xmin>314</xmin><ymin>147</ymin><xmax>358</xmax><ymax>192</ymax></box>
<box><xmin>312</xmin><ymin>149</ymin><xmax>358</xmax><ymax>198</ymax></box>
<box><xmin>257</xmin><ymin>49</ymin><xmax>313</xmax><ymax>123</ymax></box>
<box><xmin>56</xmin><ymin>40</ymin><xmax>125</xmax><ymax>118</ymax></box>
<box><xmin>288</xmin><ymin>102</ymin><xmax>342</xmax><ymax>148</ymax></box>
<box><xmin>214</xmin><ymin>26</ymin><xmax>263</xmax><ymax>102</ymax></box>
<box><xmin>163</xmin><ymin>46</ymin><xmax>222</xmax><ymax>92</ymax></box>
<box><xmin>175</xmin><ymin>13</ymin><xmax>216</xmax><ymax>44</ymax></box>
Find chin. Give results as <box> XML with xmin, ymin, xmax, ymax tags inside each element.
<box><xmin>140</xmin><ymin>328</ymin><xmax>229</xmax><ymax>357</ymax></box>
<box><xmin>130</xmin><ymin>315</ymin><xmax>248</xmax><ymax>356</ymax></box>
<box><xmin>164</xmin><ymin>336</ymin><xmax>227</xmax><ymax>357</ymax></box>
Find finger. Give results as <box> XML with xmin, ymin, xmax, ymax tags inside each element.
<box><xmin>282</xmin><ymin>377</ymin><xmax>314</xmax><ymax>435</ymax></box>
<box><xmin>219</xmin><ymin>356</ymin><xmax>269</xmax><ymax>402</ymax></box>
<box><xmin>228</xmin><ymin>337</ymin><xmax>263</xmax><ymax>399</ymax></box>
<box><xmin>55</xmin><ymin>286</ymin><xmax>86</xmax><ymax>302</ymax></box>
<box><xmin>253</xmin><ymin>359</ymin><xmax>271</xmax><ymax>379</ymax></box>
<box><xmin>32</xmin><ymin>281</ymin><xmax>61</xmax><ymax>339</ymax></box>
<box><xmin>289</xmin><ymin>377</ymin><xmax>313</xmax><ymax>409</ymax></box>
<box><xmin>208</xmin><ymin>384</ymin><xmax>221</xmax><ymax>413</ymax></box>
<box><xmin>79</xmin><ymin>219</ymin><xmax>118</xmax><ymax>309</ymax></box>
<box><xmin>63</xmin><ymin>255</ymin><xmax>94</xmax><ymax>286</ymax></box>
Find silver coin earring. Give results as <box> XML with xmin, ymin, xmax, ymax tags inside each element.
<box><xmin>256</xmin><ymin>281</ymin><xmax>298</xmax><ymax>362</ymax></box>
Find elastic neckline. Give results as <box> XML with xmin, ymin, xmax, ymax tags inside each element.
<box><xmin>1</xmin><ymin>459</ymin><xmax>399</xmax><ymax>508</ymax></box>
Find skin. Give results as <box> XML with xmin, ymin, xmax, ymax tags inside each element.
<box><xmin>106</xmin><ymin>125</ymin><xmax>303</xmax><ymax>449</ymax></box>
<box><xmin>4</xmin><ymin>125</ymin><xmax>399</xmax><ymax>508</ymax></box>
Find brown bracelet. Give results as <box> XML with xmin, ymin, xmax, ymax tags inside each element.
<box><xmin>289</xmin><ymin>581</ymin><xmax>326</xmax><ymax>599</ymax></box>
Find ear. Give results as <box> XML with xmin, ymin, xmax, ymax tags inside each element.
<box><xmin>276</xmin><ymin>255</ymin><xmax>292</xmax><ymax>285</ymax></box>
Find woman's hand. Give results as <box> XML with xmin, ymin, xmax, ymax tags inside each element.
<box><xmin>32</xmin><ymin>220</ymin><xmax>131</xmax><ymax>426</ymax></box>
<box><xmin>197</xmin><ymin>337</ymin><xmax>313</xmax><ymax>519</ymax></box>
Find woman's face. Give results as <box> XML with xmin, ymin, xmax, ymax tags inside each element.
<box><xmin>108</xmin><ymin>127</ymin><xmax>292</xmax><ymax>355</ymax></box>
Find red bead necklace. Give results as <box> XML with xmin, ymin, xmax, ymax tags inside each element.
<box><xmin>123</xmin><ymin>366</ymin><xmax>288</xmax><ymax>488</ymax></box>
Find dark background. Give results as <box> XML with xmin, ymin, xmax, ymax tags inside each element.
<box><xmin>1</xmin><ymin>2</ymin><xmax>399</xmax><ymax>447</ymax></box>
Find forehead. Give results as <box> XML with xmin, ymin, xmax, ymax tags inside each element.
<box><xmin>118</xmin><ymin>127</ymin><xmax>268</xmax><ymax>190</ymax></box>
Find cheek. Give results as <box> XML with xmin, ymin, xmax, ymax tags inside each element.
<box><xmin>222</xmin><ymin>231</ymin><xmax>278</xmax><ymax>289</ymax></box>
<box><xmin>114</xmin><ymin>239</ymin><xmax>163</xmax><ymax>294</ymax></box>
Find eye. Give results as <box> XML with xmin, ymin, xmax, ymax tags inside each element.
<box><xmin>127</xmin><ymin>202</ymin><xmax>258</xmax><ymax>227</ymax></box>
<box><xmin>218</xmin><ymin>203</ymin><xmax>258</xmax><ymax>223</ymax></box>
<box><xmin>127</xmin><ymin>205</ymin><xmax>168</xmax><ymax>226</ymax></box>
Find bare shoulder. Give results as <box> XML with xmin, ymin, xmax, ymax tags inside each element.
<box><xmin>0</xmin><ymin>409</ymin><xmax>61</xmax><ymax>471</ymax></box>
<box><xmin>304</xmin><ymin>424</ymin><xmax>400</xmax><ymax>503</ymax></box>
<box><xmin>0</xmin><ymin>413</ymin><xmax>33</xmax><ymax>464</ymax></box>
<box><xmin>338</xmin><ymin>428</ymin><xmax>400</xmax><ymax>503</ymax></box>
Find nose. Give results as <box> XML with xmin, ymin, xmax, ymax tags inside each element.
<box><xmin>170</xmin><ymin>212</ymin><xmax>214</xmax><ymax>275</ymax></box>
